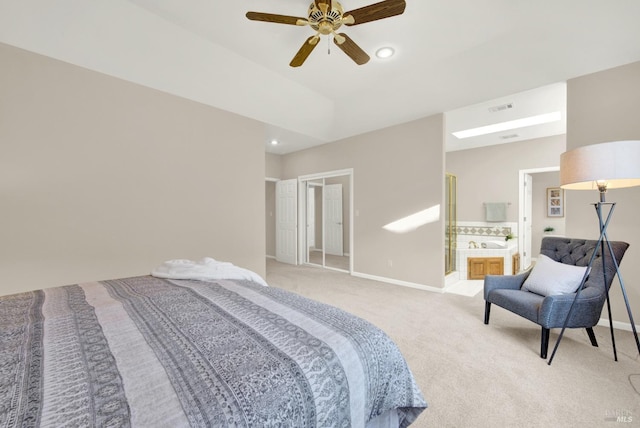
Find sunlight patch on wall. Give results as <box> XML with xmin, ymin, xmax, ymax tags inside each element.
<box><xmin>383</xmin><ymin>205</ymin><xmax>441</xmax><ymax>234</ymax></box>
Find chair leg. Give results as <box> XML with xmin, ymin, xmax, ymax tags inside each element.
<box><xmin>484</xmin><ymin>302</ymin><xmax>491</xmax><ymax>325</ymax></box>
<box><xmin>541</xmin><ymin>327</ymin><xmax>550</xmax><ymax>359</ymax></box>
<box><xmin>586</xmin><ymin>327</ymin><xmax>599</xmax><ymax>347</ymax></box>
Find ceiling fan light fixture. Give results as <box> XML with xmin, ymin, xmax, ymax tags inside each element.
<box><xmin>246</xmin><ymin>0</ymin><xmax>407</xmax><ymax>67</ymax></box>
<box><xmin>375</xmin><ymin>47</ymin><xmax>395</xmax><ymax>59</ymax></box>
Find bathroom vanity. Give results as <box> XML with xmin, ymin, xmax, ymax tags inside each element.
<box><xmin>466</xmin><ymin>253</ymin><xmax>520</xmax><ymax>279</ymax></box>
<box><xmin>467</xmin><ymin>257</ymin><xmax>504</xmax><ymax>279</ymax></box>
<box><xmin>456</xmin><ymin>241</ymin><xmax>519</xmax><ymax>280</ymax></box>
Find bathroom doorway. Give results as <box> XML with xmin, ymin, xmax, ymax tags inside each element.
<box><xmin>518</xmin><ymin>166</ymin><xmax>563</xmax><ymax>270</ymax></box>
<box><xmin>298</xmin><ymin>169</ymin><xmax>353</xmax><ymax>273</ymax></box>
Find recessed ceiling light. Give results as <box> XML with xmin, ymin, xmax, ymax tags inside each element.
<box><xmin>452</xmin><ymin>112</ymin><xmax>562</xmax><ymax>139</ymax></box>
<box><xmin>375</xmin><ymin>47</ymin><xmax>395</xmax><ymax>59</ymax></box>
<box><xmin>270</xmin><ymin>139</ymin><xmax>279</xmax><ymax>145</ymax></box>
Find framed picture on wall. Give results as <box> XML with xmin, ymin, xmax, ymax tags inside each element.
<box><xmin>547</xmin><ymin>187</ymin><xmax>564</xmax><ymax>217</ymax></box>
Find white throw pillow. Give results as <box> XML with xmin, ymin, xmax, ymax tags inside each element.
<box><xmin>522</xmin><ymin>254</ymin><xmax>588</xmax><ymax>296</ymax></box>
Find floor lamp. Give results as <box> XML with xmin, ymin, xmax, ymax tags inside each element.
<box><xmin>548</xmin><ymin>140</ymin><xmax>640</xmax><ymax>365</ymax></box>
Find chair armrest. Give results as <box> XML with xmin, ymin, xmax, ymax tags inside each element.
<box><xmin>538</xmin><ymin>287</ymin><xmax>604</xmax><ymax>328</ymax></box>
<box><xmin>483</xmin><ymin>270</ymin><xmax>531</xmax><ymax>300</ymax></box>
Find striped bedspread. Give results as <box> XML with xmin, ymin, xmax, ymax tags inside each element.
<box><xmin>1</xmin><ymin>276</ymin><xmax>426</xmax><ymax>427</ymax></box>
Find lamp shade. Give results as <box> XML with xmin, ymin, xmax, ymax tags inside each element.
<box><xmin>560</xmin><ymin>140</ymin><xmax>640</xmax><ymax>190</ymax></box>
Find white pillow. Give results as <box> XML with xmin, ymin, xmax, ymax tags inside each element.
<box><xmin>522</xmin><ymin>254</ymin><xmax>589</xmax><ymax>296</ymax></box>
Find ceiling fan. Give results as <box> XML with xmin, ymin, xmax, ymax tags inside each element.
<box><xmin>246</xmin><ymin>0</ymin><xmax>406</xmax><ymax>67</ymax></box>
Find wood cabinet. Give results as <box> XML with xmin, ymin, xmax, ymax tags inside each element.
<box><xmin>512</xmin><ymin>253</ymin><xmax>520</xmax><ymax>275</ymax></box>
<box><xmin>467</xmin><ymin>257</ymin><xmax>504</xmax><ymax>280</ymax></box>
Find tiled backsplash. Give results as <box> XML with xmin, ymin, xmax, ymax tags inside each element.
<box><xmin>456</xmin><ymin>221</ymin><xmax>514</xmax><ymax>238</ymax></box>
<box><xmin>457</xmin><ymin>225</ymin><xmax>512</xmax><ymax>236</ymax></box>
<box><xmin>454</xmin><ymin>221</ymin><xmax>516</xmax><ymax>248</ymax></box>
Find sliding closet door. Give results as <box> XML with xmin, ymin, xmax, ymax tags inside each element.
<box><xmin>324</xmin><ymin>184</ymin><xmax>343</xmax><ymax>256</ymax></box>
<box><xmin>298</xmin><ymin>169</ymin><xmax>352</xmax><ymax>273</ymax></box>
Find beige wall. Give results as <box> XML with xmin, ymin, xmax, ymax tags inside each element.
<box><xmin>281</xmin><ymin>115</ymin><xmax>445</xmax><ymax>288</ymax></box>
<box><xmin>265</xmin><ymin>152</ymin><xmax>282</xmax><ymax>179</ymax></box>
<box><xmin>0</xmin><ymin>43</ymin><xmax>266</xmax><ymax>295</ymax></box>
<box><xmin>446</xmin><ymin>135</ymin><xmax>566</xmax><ymax>222</ymax></box>
<box><xmin>566</xmin><ymin>60</ymin><xmax>640</xmax><ymax>326</ymax></box>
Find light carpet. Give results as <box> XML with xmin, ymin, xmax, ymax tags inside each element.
<box><xmin>266</xmin><ymin>259</ymin><xmax>640</xmax><ymax>428</ymax></box>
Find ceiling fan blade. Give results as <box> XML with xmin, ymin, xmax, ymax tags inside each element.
<box><xmin>246</xmin><ymin>11</ymin><xmax>307</xmax><ymax>26</ymax></box>
<box><xmin>343</xmin><ymin>0</ymin><xmax>406</xmax><ymax>26</ymax></box>
<box><xmin>333</xmin><ymin>33</ymin><xmax>370</xmax><ymax>65</ymax></box>
<box><xmin>290</xmin><ymin>36</ymin><xmax>320</xmax><ymax>67</ymax></box>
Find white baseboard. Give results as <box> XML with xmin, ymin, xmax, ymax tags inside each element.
<box><xmin>598</xmin><ymin>318</ymin><xmax>640</xmax><ymax>332</ymax></box>
<box><xmin>351</xmin><ymin>271</ymin><xmax>444</xmax><ymax>293</ymax></box>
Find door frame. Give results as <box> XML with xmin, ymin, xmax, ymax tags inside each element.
<box><xmin>298</xmin><ymin>168</ymin><xmax>354</xmax><ymax>273</ymax></box>
<box><xmin>265</xmin><ymin>177</ymin><xmax>279</xmax><ymax>260</ymax></box>
<box><xmin>307</xmin><ymin>185</ymin><xmax>316</xmax><ymax>250</ymax></box>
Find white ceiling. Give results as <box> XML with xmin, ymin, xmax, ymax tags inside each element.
<box><xmin>2</xmin><ymin>0</ymin><xmax>640</xmax><ymax>154</ymax></box>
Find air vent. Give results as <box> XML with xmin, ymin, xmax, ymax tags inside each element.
<box><xmin>500</xmin><ymin>134</ymin><xmax>519</xmax><ymax>140</ymax></box>
<box><xmin>488</xmin><ymin>103</ymin><xmax>513</xmax><ymax>113</ymax></box>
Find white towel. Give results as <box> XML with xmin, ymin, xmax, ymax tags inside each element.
<box><xmin>485</xmin><ymin>202</ymin><xmax>508</xmax><ymax>222</ymax></box>
<box><xmin>151</xmin><ymin>257</ymin><xmax>269</xmax><ymax>287</ymax></box>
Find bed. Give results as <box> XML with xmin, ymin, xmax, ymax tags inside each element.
<box><xmin>1</xmin><ymin>259</ymin><xmax>426</xmax><ymax>427</ymax></box>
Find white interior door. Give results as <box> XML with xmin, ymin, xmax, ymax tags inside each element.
<box><xmin>324</xmin><ymin>184</ymin><xmax>343</xmax><ymax>256</ymax></box>
<box><xmin>523</xmin><ymin>173</ymin><xmax>533</xmax><ymax>270</ymax></box>
<box><xmin>307</xmin><ymin>186</ymin><xmax>315</xmax><ymax>249</ymax></box>
<box><xmin>276</xmin><ymin>179</ymin><xmax>297</xmax><ymax>265</ymax></box>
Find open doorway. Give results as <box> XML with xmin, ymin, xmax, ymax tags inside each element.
<box><xmin>518</xmin><ymin>167</ymin><xmax>565</xmax><ymax>270</ymax></box>
<box><xmin>298</xmin><ymin>169</ymin><xmax>353</xmax><ymax>273</ymax></box>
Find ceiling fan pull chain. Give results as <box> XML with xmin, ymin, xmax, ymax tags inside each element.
<box><xmin>328</xmin><ymin>35</ymin><xmax>331</xmax><ymax>55</ymax></box>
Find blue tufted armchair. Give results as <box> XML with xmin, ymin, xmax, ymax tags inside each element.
<box><xmin>484</xmin><ymin>237</ymin><xmax>629</xmax><ymax>359</ymax></box>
